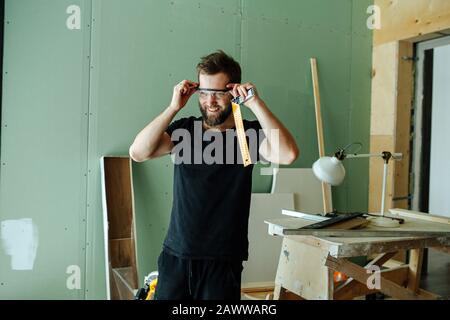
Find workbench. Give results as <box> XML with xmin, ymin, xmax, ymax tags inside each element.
<box><xmin>265</xmin><ymin>209</ymin><xmax>450</xmax><ymax>300</ymax></box>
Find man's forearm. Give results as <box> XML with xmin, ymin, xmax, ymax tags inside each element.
<box><xmin>130</xmin><ymin>106</ymin><xmax>178</xmax><ymax>161</ymax></box>
<box><xmin>248</xmin><ymin>99</ymin><xmax>299</xmax><ymax>163</ymax></box>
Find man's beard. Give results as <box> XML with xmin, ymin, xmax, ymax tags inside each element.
<box><xmin>199</xmin><ymin>102</ymin><xmax>232</xmax><ymax>127</ymax></box>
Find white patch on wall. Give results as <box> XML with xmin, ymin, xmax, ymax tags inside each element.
<box><xmin>1</xmin><ymin>219</ymin><xmax>39</xmax><ymax>270</ymax></box>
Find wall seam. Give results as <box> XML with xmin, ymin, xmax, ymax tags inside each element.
<box><xmin>83</xmin><ymin>0</ymin><xmax>94</xmax><ymax>300</ymax></box>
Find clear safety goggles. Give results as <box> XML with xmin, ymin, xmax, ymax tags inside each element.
<box><xmin>196</xmin><ymin>88</ymin><xmax>231</xmax><ymax>100</ymax></box>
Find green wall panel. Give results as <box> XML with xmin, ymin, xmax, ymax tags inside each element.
<box><xmin>1</xmin><ymin>0</ymin><xmax>373</xmax><ymax>299</ymax></box>
<box><xmin>0</xmin><ymin>0</ymin><xmax>91</xmax><ymax>299</ymax></box>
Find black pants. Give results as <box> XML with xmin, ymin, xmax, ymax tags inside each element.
<box><xmin>154</xmin><ymin>250</ymin><xmax>243</xmax><ymax>300</ymax></box>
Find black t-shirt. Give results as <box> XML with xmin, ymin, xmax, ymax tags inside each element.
<box><xmin>163</xmin><ymin>116</ymin><xmax>265</xmax><ymax>261</ymax></box>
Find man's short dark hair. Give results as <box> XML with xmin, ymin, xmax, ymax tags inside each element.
<box><xmin>196</xmin><ymin>50</ymin><xmax>241</xmax><ymax>84</ymax></box>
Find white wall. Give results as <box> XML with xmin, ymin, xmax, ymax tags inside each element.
<box><xmin>429</xmin><ymin>44</ymin><xmax>450</xmax><ymax>217</ymax></box>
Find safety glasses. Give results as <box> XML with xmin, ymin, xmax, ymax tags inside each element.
<box><xmin>196</xmin><ymin>88</ymin><xmax>231</xmax><ymax>100</ymax></box>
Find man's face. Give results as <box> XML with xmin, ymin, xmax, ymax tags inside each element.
<box><xmin>198</xmin><ymin>72</ymin><xmax>233</xmax><ymax>127</ymax></box>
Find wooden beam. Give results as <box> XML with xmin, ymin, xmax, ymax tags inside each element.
<box><xmin>407</xmin><ymin>249</ymin><xmax>424</xmax><ymax>293</ymax></box>
<box><xmin>334</xmin><ymin>252</ymin><xmax>398</xmax><ymax>298</ymax></box>
<box><xmin>325</xmin><ymin>255</ymin><xmax>432</xmax><ymax>300</ymax></box>
<box><xmin>334</xmin><ymin>265</ymin><xmax>409</xmax><ymax>300</ymax></box>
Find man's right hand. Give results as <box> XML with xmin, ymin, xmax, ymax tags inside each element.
<box><xmin>169</xmin><ymin>80</ymin><xmax>199</xmax><ymax>112</ymax></box>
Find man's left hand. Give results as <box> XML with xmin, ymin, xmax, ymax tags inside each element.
<box><xmin>226</xmin><ymin>82</ymin><xmax>262</xmax><ymax>109</ymax></box>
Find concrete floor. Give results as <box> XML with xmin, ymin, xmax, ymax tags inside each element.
<box><xmin>420</xmin><ymin>249</ymin><xmax>450</xmax><ymax>298</ymax></box>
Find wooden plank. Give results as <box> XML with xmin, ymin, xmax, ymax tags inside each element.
<box><xmin>374</xmin><ymin>0</ymin><xmax>450</xmax><ymax>46</ymax></box>
<box><xmin>390</xmin><ymin>208</ymin><xmax>450</xmax><ymax>225</ymax></box>
<box><xmin>325</xmin><ymin>255</ymin><xmax>430</xmax><ymax>300</ymax></box>
<box><xmin>310</xmin><ymin>58</ymin><xmax>332</xmax><ymax>215</ymax></box>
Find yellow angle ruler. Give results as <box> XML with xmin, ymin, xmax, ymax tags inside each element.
<box><xmin>231</xmin><ymin>88</ymin><xmax>255</xmax><ymax>167</ymax></box>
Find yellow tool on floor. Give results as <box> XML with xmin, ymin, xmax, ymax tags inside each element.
<box><xmin>134</xmin><ymin>271</ymin><xmax>158</xmax><ymax>300</ymax></box>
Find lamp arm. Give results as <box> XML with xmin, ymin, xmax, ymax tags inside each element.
<box><xmin>345</xmin><ymin>152</ymin><xmax>402</xmax><ymax>160</ymax></box>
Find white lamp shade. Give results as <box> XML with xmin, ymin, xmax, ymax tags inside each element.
<box><xmin>312</xmin><ymin>156</ymin><xmax>346</xmax><ymax>186</ymax></box>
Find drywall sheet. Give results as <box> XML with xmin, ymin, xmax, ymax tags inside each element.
<box><xmin>271</xmin><ymin>168</ymin><xmax>326</xmax><ymax>214</ymax></box>
<box><xmin>242</xmin><ymin>193</ymin><xmax>295</xmax><ymax>284</ymax></box>
<box><xmin>0</xmin><ymin>0</ymin><xmax>91</xmax><ymax>299</ymax></box>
